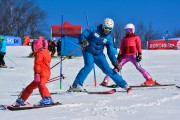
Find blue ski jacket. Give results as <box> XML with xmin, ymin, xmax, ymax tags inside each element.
<box><xmin>78</xmin><ymin>24</ymin><xmax>117</xmax><ymax>64</ymax></box>
<box><xmin>0</xmin><ymin>39</ymin><xmax>6</xmax><ymax>53</ymax></box>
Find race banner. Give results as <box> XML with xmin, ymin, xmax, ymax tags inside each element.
<box><xmin>5</xmin><ymin>36</ymin><xmax>22</xmax><ymax>46</ymax></box>
<box><xmin>148</xmin><ymin>40</ymin><xmax>179</xmax><ymax>50</ymax></box>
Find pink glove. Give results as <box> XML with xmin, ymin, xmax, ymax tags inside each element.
<box><xmin>34</xmin><ymin>74</ymin><xmax>40</xmax><ymax>83</ymax></box>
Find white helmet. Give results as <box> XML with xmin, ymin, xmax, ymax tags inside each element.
<box><xmin>124</xmin><ymin>23</ymin><xmax>135</xmax><ymax>33</ymax></box>
<box><xmin>102</xmin><ymin>18</ymin><xmax>114</xmax><ymax>31</ymax></box>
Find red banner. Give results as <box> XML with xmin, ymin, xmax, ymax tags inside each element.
<box><xmin>148</xmin><ymin>40</ymin><xmax>180</xmax><ymax>50</ymax></box>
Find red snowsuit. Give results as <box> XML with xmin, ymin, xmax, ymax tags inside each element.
<box><xmin>20</xmin><ymin>49</ymin><xmax>51</xmax><ymax>100</ymax></box>
<box><xmin>119</xmin><ymin>33</ymin><xmax>142</xmax><ymax>55</ymax></box>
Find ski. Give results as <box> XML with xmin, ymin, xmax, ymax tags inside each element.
<box><xmin>87</xmin><ymin>89</ymin><xmax>116</xmax><ymax>94</ymax></box>
<box><xmin>0</xmin><ymin>105</ymin><xmax>8</xmax><ymax>110</ymax></box>
<box><xmin>130</xmin><ymin>84</ymin><xmax>175</xmax><ymax>88</ymax></box>
<box><xmin>0</xmin><ymin>66</ymin><xmax>14</xmax><ymax>70</ymax></box>
<box><xmin>100</xmin><ymin>84</ymin><xmax>119</xmax><ymax>88</ymax></box>
<box><xmin>101</xmin><ymin>84</ymin><xmax>175</xmax><ymax>88</ymax></box>
<box><xmin>176</xmin><ymin>86</ymin><xmax>180</xmax><ymax>88</ymax></box>
<box><xmin>67</xmin><ymin>87</ymin><xmax>116</xmax><ymax>94</ymax></box>
<box><xmin>5</xmin><ymin>102</ymin><xmax>62</xmax><ymax>111</ymax></box>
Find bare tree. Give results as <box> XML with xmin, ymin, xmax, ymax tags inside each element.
<box><xmin>172</xmin><ymin>29</ymin><xmax>180</xmax><ymax>37</ymax></box>
<box><xmin>0</xmin><ymin>0</ymin><xmax>48</xmax><ymax>40</ymax></box>
<box><xmin>136</xmin><ymin>22</ymin><xmax>163</xmax><ymax>49</ymax></box>
<box><xmin>111</xmin><ymin>22</ymin><xmax>124</xmax><ymax>48</ymax></box>
<box><xmin>136</xmin><ymin>21</ymin><xmax>146</xmax><ymax>41</ymax></box>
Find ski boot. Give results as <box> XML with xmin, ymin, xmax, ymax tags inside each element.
<box><xmin>39</xmin><ymin>97</ymin><xmax>54</xmax><ymax>105</ymax></box>
<box><xmin>124</xmin><ymin>85</ymin><xmax>132</xmax><ymax>94</ymax></box>
<box><xmin>0</xmin><ymin>65</ymin><xmax>7</xmax><ymax>68</ymax></box>
<box><xmin>13</xmin><ymin>98</ymin><xmax>26</xmax><ymax>106</ymax></box>
<box><xmin>100</xmin><ymin>78</ymin><xmax>109</xmax><ymax>86</ymax></box>
<box><xmin>68</xmin><ymin>85</ymin><xmax>87</xmax><ymax>92</ymax></box>
<box><xmin>141</xmin><ymin>79</ymin><xmax>157</xmax><ymax>86</ymax></box>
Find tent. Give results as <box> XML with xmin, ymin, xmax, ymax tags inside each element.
<box><xmin>61</xmin><ymin>36</ymin><xmax>82</xmax><ymax>56</ymax></box>
<box><xmin>51</xmin><ymin>21</ymin><xmax>82</xmax><ymax>56</ymax></box>
<box><xmin>51</xmin><ymin>21</ymin><xmax>82</xmax><ymax>38</ymax></box>
<box><xmin>148</xmin><ymin>38</ymin><xmax>180</xmax><ymax>50</ymax></box>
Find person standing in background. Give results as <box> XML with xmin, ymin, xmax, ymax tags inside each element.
<box><xmin>0</xmin><ymin>35</ymin><xmax>7</xmax><ymax>68</ymax></box>
<box><xmin>48</xmin><ymin>38</ymin><xmax>57</xmax><ymax>57</ymax></box>
<box><xmin>57</xmin><ymin>39</ymin><xmax>62</xmax><ymax>56</ymax></box>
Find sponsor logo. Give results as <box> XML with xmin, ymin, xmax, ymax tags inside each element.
<box><xmin>103</xmin><ymin>38</ymin><xmax>107</xmax><ymax>43</ymax></box>
<box><xmin>94</xmin><ymin>32</ymin><xmax>100</xmax><ymax>37</ymax></box>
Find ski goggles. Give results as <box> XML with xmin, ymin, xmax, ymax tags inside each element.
<box><xmin>125</xmin><ymin>28</ymin><xmax>133</xmax><ymax>33</ymax></box>
<box><xmin>104</xmin><ymin>27</ymin><xmax>112</xmax><ymax>31</ymax></box>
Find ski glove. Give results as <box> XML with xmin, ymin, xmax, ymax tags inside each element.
<box><xmin>113</xmin><ymin>62</ymin><xmax>122</xmax><ymax>72</ymax></box>
<box><xmin>34</xmin><ymin>73</ymin><xmax>40</xmax><ymax>83</ymax></box>
<box><xmin>136</xmin><ymin>53</ymin><xmax>142</xmax><ymax>62</ymax></box>
<box><xmin>80</xmin><ymin>40</ymin><xmax>89</xmax><ymax>47</ymax></box>
<box><xmin>117</xmin><ymin>54</ymin><xmax>123</xmax><ymax>62</ymax></box>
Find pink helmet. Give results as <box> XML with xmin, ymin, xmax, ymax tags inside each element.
<box><xmin>33</xmin><ymin>39</ymin><xmax>48</xmax><ymax>53</ymax></box>
<box><xmin>39</xmin><ymin>36</ymin><xmax>45</xmax><ymax>40</ymax></box>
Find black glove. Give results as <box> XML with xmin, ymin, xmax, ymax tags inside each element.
<box><xmin>136</xmin><ymin>53</ymin><xmax>142</xmax><ymax>62</ymax></box>
<box><xmin>117</xmin><ymin>54</ymin><xmax>122</xmax><ymax>62</ymax></box>
<box><xmin>113</xmin><ymin>62</ymin><xmax>122</xmax><ymax>72</ymax></box>
<box><xmin>80</xmin><ymin>40</ymin><xmax>89</xmax><ymax>47</ymax></box>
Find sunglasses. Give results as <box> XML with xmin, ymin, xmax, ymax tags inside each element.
<box><xmin>104</xmin><ymin>27</ymin><xmax>112</xmax><ymax>31</ymax></box>
<box><xmin>125</xmin><ymin>28</ymin><xmax>133</xmax><ymax>33</ymax></box>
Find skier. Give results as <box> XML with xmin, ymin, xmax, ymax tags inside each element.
<box><xmin>57</xmin><ymin>39</ymin><xmax>62</xmax><ymax>56</ymax></box>
<box><xmin>0</xmin><ymin>35</ymin><xmax>7</xmax><ymax>68</ymax></box>
<box><xmin>14</xmin><ymin>36</ymin><xmax>54</xmax><ymax>106</ymax></box>
<box><xmin>68</xmin><ymin>18</ymin><xmax>131</xmax><ymax>93</ymax></box>
<box><xmin>29</xmin><ymin>39</ymin><xmax>36</xmax><ymax>57</ymax></box>
<box><xmin>48</xmin><ymin>38</ymin><xmax>57</xmax><ymax>57</ymax></box>
<box><xmin>100</xmin><ymin>23</ymin><xmax>156</xmax><ymax>86</ymax></box>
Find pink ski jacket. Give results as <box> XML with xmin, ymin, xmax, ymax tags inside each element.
<box><xmin>119</xmin><ymin>33</ymin><xmax>142</xmax><ymax>55</ymax></box>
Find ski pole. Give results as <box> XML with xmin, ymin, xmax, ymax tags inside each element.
<box><xmin>47</xmin><ymin>74</ymin><xmax>65</xmax><ymax>83</ymax></box>
<box><xmin>85</xmin><ymin>11</ymin><xmax>97</xmax><ymax>87</ymax></box>
<box><xmin>0</xmin><ymin>52</ymin><xmax>17</xmax><ymax>65</ymax></box>
<box><xmin>48</xmin><ymin>76</ymin><xmax>60</xmax><ymax>83</ymax></box>
<box><xmin>50</xmin><ymin>46</ymin><xmax>82</xmax><ymax>69</ymax></box>
<box><xmin>59</xmin><ymin>15</ymin><xmax>64</xmax><ymax>89</ymax></box>
<box><xmin>48</xmin><ymin>78</ymin><xmax>60</xmax><ymax>83</ymax></box>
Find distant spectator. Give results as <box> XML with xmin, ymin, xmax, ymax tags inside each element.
<box><xmin>57</xmin><ymin>39</ymin><xmax>62</xmax><ymax>56</ymax></box>
<box><xmin>0</xmin><ymin>35</ymin><xmax>7</xmax><ymax>68</ymax></box>
<box><xmin>48</xmin><ymin>38</ymin><xmax>57</xmax><ymax>57</ymax></box>
<box><xmin>29</xmin><ymin>39</ymin><xmax>36</xmax><ymax>57</ymax></box>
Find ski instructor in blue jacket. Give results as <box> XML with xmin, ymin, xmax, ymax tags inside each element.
<box><xmin>69</xmin><ymin>18</ymin><xmax>131</xmax><ymax>93</ymax></box>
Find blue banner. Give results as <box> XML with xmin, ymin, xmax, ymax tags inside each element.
<box><xmin>5</xmin><ymin>36</ymin><xmax>22</xmax><ymax>46</ymax></box>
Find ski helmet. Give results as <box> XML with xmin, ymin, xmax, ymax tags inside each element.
<box><xmin>0</xmin><ymin>35</ymin><xmax>4</xmax><ymax>40</ymax></box>
<box><xmin>39</xmin><ymin>36</ymin><xmax>44</xmax><ymax>41</ymax></box>
<box><xmin>33</xmin><ymin>38</ymin><xmax>48</xmax><ymax>53</ymax></box>
<box><xmin>124</xmin><ymin>23</ymin><xmax>135</xmax><ymax>33</ymax></box>
<box><xmin>102</xmin><ymin>18</ymin><xmax>114</xmax><ymax>31</ymax></box>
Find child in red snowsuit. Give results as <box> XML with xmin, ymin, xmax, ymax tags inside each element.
<box><xmin>14</xmin><ymin>36</ymin><xmax>54</xmax><ymax>106</ymax></box>
<box><xmin>101</xmin><ymin>23</ymin><xmax>156</xmax><ymax>86</ymax></box>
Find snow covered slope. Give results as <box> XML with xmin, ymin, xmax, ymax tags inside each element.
<box><xmin>0</xmin><ymin>46</ymin><xmax>180</xmax><ymax>120</ymax></box>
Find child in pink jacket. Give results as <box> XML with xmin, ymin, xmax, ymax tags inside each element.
<box><xmin>101</xmin><ymin>23</ymin><xmax>156</xmax><ymax>86</ymax></box>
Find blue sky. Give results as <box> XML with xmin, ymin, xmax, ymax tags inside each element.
<box><xmin>37</xmin><ymin>0</ymin><xmax>180</xmax><ymax>36</ymax></box>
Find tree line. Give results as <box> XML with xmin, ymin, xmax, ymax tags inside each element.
<box><xmin>0</xmin><ymin>0</ymin><xmax>180</xmax><ymax>49</ymax></box>
<box><xmin>111</xmin><ymin>21</ymin><xmax>180</xmax><ymax>49</ymax></box>
<box><xmin>0</xmin><ymin>0</ymin><xmax>48</xmax><ymax>39</ymax></box>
